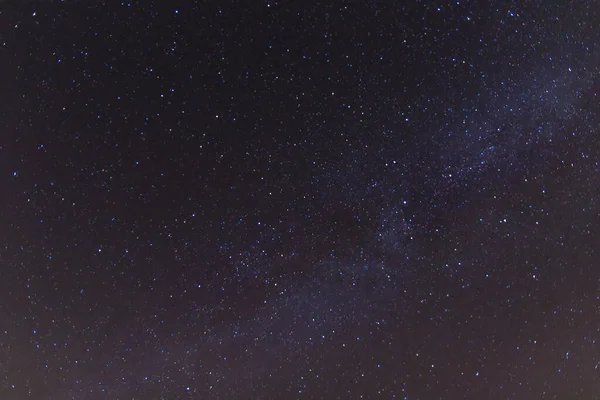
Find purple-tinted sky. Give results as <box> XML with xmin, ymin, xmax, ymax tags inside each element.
<box><xmin>2</xmin><ymin>1</ymin><xmax>600</xmax><ymax>398</ymax></box>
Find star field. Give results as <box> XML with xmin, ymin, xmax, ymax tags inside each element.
<box><xmin>1</xmin><ymin>1</ymin><xmax>600</xmax><ymax>398</ymax></box>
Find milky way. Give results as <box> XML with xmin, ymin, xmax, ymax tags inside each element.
<box><xmin>2</xmin><ymin>1</ymin><xmax>600</xmax><ymax>399</ymax></box>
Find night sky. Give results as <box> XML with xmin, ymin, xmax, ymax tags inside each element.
<box><xmin>2</xmin><ymin>1</ymin><xmax>600</xmax><ymax>399</ymax></box>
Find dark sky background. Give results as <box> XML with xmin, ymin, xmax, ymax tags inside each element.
<box><xmin>2</xmin><ymin>1</ymin><xmax>600</xmax><ymax>399</ymax></box>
